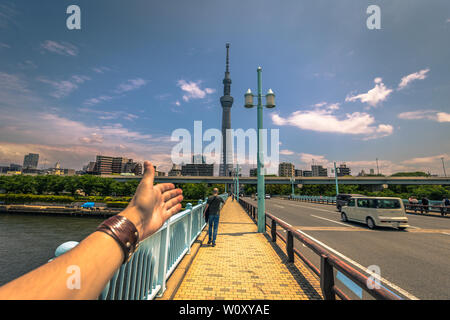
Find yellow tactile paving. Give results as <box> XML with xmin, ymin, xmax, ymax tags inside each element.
<box><xmin>173</xmin><ymin>198</ymin><xmax>322</xmax><ymax>300</ymax></box>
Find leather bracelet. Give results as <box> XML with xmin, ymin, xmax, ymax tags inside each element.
<box><xmin>96</xmin><ymin>215</ymin><xmax>140</xmax><ymax>264</ymax></box>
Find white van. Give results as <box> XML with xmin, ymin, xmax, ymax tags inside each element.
<box><xmin>341</xmin><ymin>196</ymin><xmax>409</xmax><ymax>230</ymax></box>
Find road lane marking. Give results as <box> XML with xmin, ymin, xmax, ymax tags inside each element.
<box><xmin>282</xmin><ymin>202</ymin><xmax>338</xmax><ymax>214</ymax></box>
<box><xmin>273</xmin><ymin>204</ymin><xmax>285</xmax><ymax>209</ymax></box>
<box><xmin>266</xmin><ymin>212</ymin><xmax>292</xmax><ymax>227</ymax></box>
<box><xmin>310</xmin><ymin>214</ymin><xmax>356</xmax><ymax>228</ymax></box>
<box><xmin>293</xmin><ymin>226</ymin><xmax>366</xmax><ymax>231</ymax></box>
<box><xmin>295</xmin><ymin>228</ymin><xmax>419</xmax><ymax>300</ymax></box>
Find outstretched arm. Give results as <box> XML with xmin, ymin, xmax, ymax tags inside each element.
<box><xmin>0</xmin><ymin>161</ymin><xmax>183</xmax><ymax>300</ymax></box>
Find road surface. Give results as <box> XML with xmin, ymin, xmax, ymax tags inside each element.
<box><xmin>243</xmin><ymin>196</ymin><xmax>450</xmax><ymax>300</ymax></box>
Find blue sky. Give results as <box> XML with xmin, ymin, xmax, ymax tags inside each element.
<box><xmin>0</xmin><ymin>0</ymin><xmax>449</xmax><ymax>175</ymax></box>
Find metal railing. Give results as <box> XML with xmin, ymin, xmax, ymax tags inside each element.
<box><xmin>238</xmin><ymin>198</ymin><xmax>400</xmax><ymax>300</ymax></box>
<box><xmin>287</xmin><ymin>195</ymin><xmax>337</xmax><ymax>205</ymax></box>
<box><xmin>53</xmin><ymin>193</ymin><xmax>228</xmax><ymax>300</ymax></box>
<box><xmin>403</xmin><ymin>203</ymin><xmax>449</xmax><ymax>216</ymax></box>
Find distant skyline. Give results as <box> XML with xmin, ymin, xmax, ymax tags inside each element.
<box><xmin>0</xmin><ymin>0</ymin><xmax>449</xmax><ymax>176</ymax></box>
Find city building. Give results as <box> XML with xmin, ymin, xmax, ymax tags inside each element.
<box><xmin>181</xmin><ymin>159</ymin><xmax>214</xmax><ymax>176</ymax></box>
<box><xmin>112</xmin><ymin>157</ymin><xmax>129</xmax><ymax>174</ymax></box>
<box><xmin>47</xmin><ymin>162</ymin><xmax>63</xmax><ymax>175</ymax></box>
<box><xmin>279</xmin><ymin>162</ymin><xmax>295</xmax><ymax>177</ymax></box>
<box><xmin>295</xmin><ymin>169</ymin><xmax>303</xmax><ymax>177</ymax></box>
<box><xmin>249</xmin><ymin>168</ymin><xmax>257</xmax><ymax>177</ymax></box>
<box><xmin>168</xmin><ymin>164</ymin><xmax>182</xmax><ymax>176</ymax></box>
<box><xmin>303</xmin><ymin>170</ymin><xmax>313</xmax><ymax>177</ymax></box>
<box><xmin>47</xmin><ymin>162</ymin><xmax>76</xmax><ymax>176</ymax></box>
<box><xmin>0</xmin><ymin>164</ymin><xmax>22</xmax><ymax>173</ymax></box>
<box><xmin>336</xmin><ymin>163</ymin><xmax>351</xmax><ymax>177</ymax></box>
<box><xmin>63</xmin><ymin>169</ymin><xmax>76</xmax><ymax>176</ymax></box>
<box><xmin>95</xmin><ymin>155</ymin><xmax>114</xmax><ymax>175</ymax></box>
<box><xmin>9</xmin><ymin>163</ymin><xmax>22</xmax><ymax>172</ymax></box>
<box><xmin>85</xmin><ymin>162</ymin><xmax>97</xmax><ymax>174</ymax></box>
<box><xmin>312</xmin><ymin>165</ymin><xmax>328</xmax><ymax>177</ymax></box>
<box><xmin>124</xmin><ymin>160</ymin><xmax>142</xmax><ymax>175</ymax></box>
<box><xmin>23</xmin><ymin>153</ymin><xmax>39</xmax><ymax>169</ymax></box>
<box><xmin>219</xmin><ymin>43</ymin><xmax>234</xmax><ymax>177</ymax></box>
<box><xmin>92</xmin><ymin>155</ymin><xmax>142</xmax><ymax>175</ymax></box>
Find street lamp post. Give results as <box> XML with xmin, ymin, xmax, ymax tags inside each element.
<box><xmin>334</xmin><ymin>162</ymin><xmax>339</xmax><ymax>196</ymax></box>
<box><xmin>290</xmin><ymin>175</ymin><xmax>295</xmax><ymax>196</ymax></box>
<box><xmin>244</xmin><ymin>66</ymin><xmax>276</xmax><ymax>233</ymax></box>
<box><xmin>236</xmin><ymin>163</ymin><xmax>240</xmax><ymax>202</ymax></box>
<box><xmin>441</xmin><ymin>157</ymin><xmax>447</xmax><ymax>177</ymax></box>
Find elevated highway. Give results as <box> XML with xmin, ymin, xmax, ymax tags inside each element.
<box><xmin>106</xmin><ymin>175</ymin><xmax>450</xmax><ymax>185</ymax></box>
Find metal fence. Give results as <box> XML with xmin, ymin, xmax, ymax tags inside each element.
<box><xmin>238</xmin><ymin>197</ymin><xmax>400</xmax><ymax>300</ymax></box>
<box><xmin>53</xmin><ymin>193</ymin><xmax>228</xmax><ymax>300</ymax></box>
<box><xmin>289</xmin><ymin>195</ymin><xmax>337</xmax><ymax>205</ymax></box>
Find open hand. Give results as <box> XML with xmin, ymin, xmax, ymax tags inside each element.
<box><xmin>120</xmin><ymin>161</ymin><xmax>183</xmax><ymax>240</ymax></box>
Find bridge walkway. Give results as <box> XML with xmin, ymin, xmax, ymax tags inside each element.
<box><xmin>172</xmin><ymin>198</ymin><xmax>322</xmax><ymax>300</ymax></box>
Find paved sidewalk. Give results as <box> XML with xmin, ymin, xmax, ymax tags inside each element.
<box><xmin>173</xmin><ymin>198</ymin><xmax>322</xmax><ymax>300</ymax></box>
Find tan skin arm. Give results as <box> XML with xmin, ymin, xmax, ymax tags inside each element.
<box><xmin>0</xmin><ymin>161</ymin><xmax>183</xmax><ymax>300</ymax></box>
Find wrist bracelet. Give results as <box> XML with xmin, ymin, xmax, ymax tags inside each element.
<box><xmin>96</xmin><ymin>215</ymin><xmax>140</xmax><ymax>264</ymax></box>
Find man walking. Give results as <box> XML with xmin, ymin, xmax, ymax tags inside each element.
<box><xmin>421</xmin><ymin>197</ymin><xmax>429</xmax><ymax>214</ymax></box>
<box><xmin>442</xmin><ymin>197</ymin><xmax>450</xmax><ymax>216</ymax></box>
<box><xmin>204</xmin><ymin>188</ymin><xmax>225</xmax><ymax>247</ymax></box>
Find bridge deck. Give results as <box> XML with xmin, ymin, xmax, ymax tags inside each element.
<box><xmin>173</xmin><ymin>198</ymin><xmax>322</xmax><ymax>300</ymax></box>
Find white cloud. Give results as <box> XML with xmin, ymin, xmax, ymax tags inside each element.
<box><xmin>17</xmin><ymin>60</ymin><xmax>37</xmax><ymax>70</ymax></box>
<box><xmin>280</xmin><ymin>149</ymin><xmax>295</xmax><ymax>155</ymax></box>
<box><xmin>0</xmin><ymin>72</ymin><xmax>30</xmax><ymax>94</ymax></box>
<box><xmin>272</xmin><ymin>108</ymin><xmax>393</xmax><ymax>139</ymax></box>
<box><xmin>84</xmin><ymin>78</ymin><xmax>147</xmax><ymax>106</ymax></box>
<box><xmin>40</xmin><ymin>40</ymin><xmax>79</xmax><ymax>56</ymax></box>
<box><xmin>398</xmin><ymin>110</ymin><xmax>450</xmax><ymax>123</ymax></box>
<box><xmin>402</xmin><ymin>154</ymin><xmax>449</xmax><ymax>165</ymax></box>
<box><xmin>299</xmin><ymin>153</ymin><xmax>328</xmax><ymax>165</ymax></box>
<box><xmin>314</xmin><ymin>102</ymin><xmax>327</xmax><ymax>108</ymax></box>
<box><xmin>398</xmin><ymin>69</ymin><xmax>429</xmax><ymax>90</ymax></box>
<box><xmin>114</xmin><ymin>78</ymin><xmax>147</xmax><ymax>94</ymax></box>
<box><xmin>0</xmin><ymin>2</ymin><xmax>19</xmax><ymax>29</ymax></box>
<box><xmin>83</xmin><ymin>95</ymin><xmax>114</xmax><ymax>106</ymax></box>
<box><xmin>38</xmin><ymin>75</ymin><xmax>90</xmax><ymax>98</ymax></box>
<box><xmin>92</xmin><ymin>66</ymin><xmax>111</xmax><ymax>74</ymax></box>
<box><xmin>78</xmin><ymin>108</ymin><xmax>139</xmax><ymax>121</ymax></box>
<box><xmin>0</xmin><ymin>112</ymin><xmax>173</xmax><ymax>170</ymax></box>
<box><xmin>79</xmin><ymin>133</ymin><xmax>104</xmax><ymax>144</ymax></box>
<box><xmin>345</xmin><ymin>77</ymin><xmax>393</xmax><ymax>108</ymax></box>
<box><xmin>177</xmin><ymin>80</ymin><xmax>215</xmax><ymax>102</ymax></box>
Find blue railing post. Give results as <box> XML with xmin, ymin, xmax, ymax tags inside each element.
<box><xmin>157</xmin><ymin>220</ymin><xmax>170</xmax><ymax>297</ymax></box>
<box><xmin>186</xmin><ymin>203</ymin><xmax>193</xmax><ymax>254</ymax></box>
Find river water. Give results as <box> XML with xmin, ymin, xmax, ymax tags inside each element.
<box><xmin>0</xmin><ymin>213</ymin><xmax>105</xmax><ymax>286</ymax></box>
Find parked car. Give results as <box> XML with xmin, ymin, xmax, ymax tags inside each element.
<box><xmin>340</xmin><ymin>196</ymin><xmax>409</xmax><ymax>230</ymax></box>
<box><xmin>265</xmin><ymin>194</ymin><xmax>271</xmax><ymax>199</ymax></box>
<box><xmin>336</xmin><ymin>193</ymin><xmax>364</xmax><ymax>212</ymax></box>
